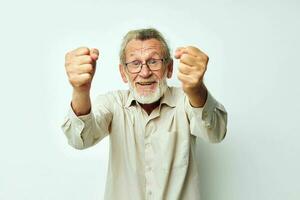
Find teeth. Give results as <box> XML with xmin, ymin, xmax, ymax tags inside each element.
<box><xmin>139</xmin><ymin>82</ymin><xmax>154</xmax><ymax>85</ymax></box>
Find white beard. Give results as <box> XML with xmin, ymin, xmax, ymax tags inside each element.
<box><xmin>126</xmin><ymin>72</ymin><xmax>168</xmax><ymax>104</ymax></box>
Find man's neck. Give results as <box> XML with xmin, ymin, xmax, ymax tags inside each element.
<box><xmin>140</xmin><ymin>100</ymin><xmax>160</xmax><ymax>115</ymax></box>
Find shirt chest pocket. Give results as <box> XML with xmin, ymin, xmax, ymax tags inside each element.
<box><xmin>152</xmin><ymin>131</ymin><xmax>189</xmax><ymax>171</ymax></box>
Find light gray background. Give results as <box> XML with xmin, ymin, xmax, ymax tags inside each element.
<box><xmin>0</xmin><ymin>0</ymin><xmax>299</xmax><ymax>199</ymax></box>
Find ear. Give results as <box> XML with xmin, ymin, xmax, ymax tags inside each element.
<box><xmin>166</xmin><ymin>59</ymin><xmax>173</xmax><ymax>79</ymax></box>
<box><xmin>119</xmin><ymin>64</ymin><xmax>128</xmax><ymax>83</ymax></box>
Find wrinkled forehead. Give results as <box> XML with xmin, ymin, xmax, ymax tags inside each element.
<box><xmin>125</xmin><ymin>39</ymin><xmax>163</xmax><ymax>59</ymax></box>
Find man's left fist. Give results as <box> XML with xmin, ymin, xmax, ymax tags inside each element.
<box><xmin>175</xmin><ymin>46</ymin><xmax>209</xmax><ymax>95</ymax></box>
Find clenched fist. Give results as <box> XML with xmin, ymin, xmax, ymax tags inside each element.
<box><xmin>175</xmin><ymin>46</ymin><xmax>209</xmax><ymax>107</ymax></box>
<box><xmin>175</xmin><ymin>46</ymin><xmax>208</xmax><ymax>94</ymax></box>
<box><xmin>65</xmin><ymin>47</ymin><xmax>99</xmax><ymax>93</ymax></box>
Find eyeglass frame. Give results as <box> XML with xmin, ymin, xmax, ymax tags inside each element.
<box><xmin>124</xmin><ymin>58</ymin><xmax>166</xmax><ymax>74</ymax></box>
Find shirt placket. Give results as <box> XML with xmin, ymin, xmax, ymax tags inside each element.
<box><xmin>144</xmin><ymin>119</ymin><xmax>156</xmax><ymax>200</ymax></box>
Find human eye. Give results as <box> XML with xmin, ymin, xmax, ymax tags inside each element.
<box><xmin>147</xmin><ymin>59</ymin><xmax>158</xmax><ymax>65</ymax></box>
<box><xmin>129</xmin><ymin>60</ymin><xmax>141</xmax><ymax>67</ymax></box>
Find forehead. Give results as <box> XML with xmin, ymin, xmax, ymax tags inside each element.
<box><xmin>125</xmin><ymin>39</ymin><xmax>163</xmax><ymax>57</ymax></box>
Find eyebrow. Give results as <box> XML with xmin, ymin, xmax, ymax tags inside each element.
<box><xmin>129</xmin><ymin>51</ymin><xmax>161</xmax><ymax>58</ymax></box>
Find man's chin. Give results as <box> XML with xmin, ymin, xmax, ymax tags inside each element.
<box><xmin>136</xmin><ymin>89</ymin><xmax>156</xmax><ymax>97</ymax></box>
<box><xmin>128</xmin><ymin>77</ymin><xmax>168</xmax><ymax>104</ymax></box>
<box><xmin>134</xmin><ymin>92</ymin><xmax>161</xmax><ymax>104</ymax></box>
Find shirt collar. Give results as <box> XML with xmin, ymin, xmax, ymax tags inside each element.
<box><xmin>125</xmin><ymin>90</ymin><xmax>136</xmax><ymax>108</ymax></box>
<box><xmin>125</xmin><ymin>86</ymin><xmax>176</xmax><ymax>108</ymax></box>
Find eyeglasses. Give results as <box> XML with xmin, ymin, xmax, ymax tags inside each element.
<box><xmin>125</xmin><ymin>58</ymin><xmax>165</xmax><ymax>74</ymax></box>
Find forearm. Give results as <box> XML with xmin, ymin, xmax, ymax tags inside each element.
<box><xmin>71</xmin><ymin>89</ymin><xmax>91</xmax><ymax>116</ymax></box>
<box><xmin>186</xmin><ymin>83</ymin><xmax>208</xmax><ymax>108</ymax></box>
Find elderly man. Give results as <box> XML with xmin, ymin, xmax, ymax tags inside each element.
<box><xmin>62</xmin><ymin>28</ymin><xmax>227</xmax><ymax>200</ymax></box>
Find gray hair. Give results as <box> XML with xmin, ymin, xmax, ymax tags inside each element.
<box><xmin>119</xmin><ymin>28</ymin><xmax>172</xmax><ymax>65</ymax></box>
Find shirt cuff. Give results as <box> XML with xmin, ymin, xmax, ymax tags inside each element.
<box><xmin>185</xmin><ymin>90</ymin><xmax>227</xmax><ymax>142</ymax></box>
<box><xmin>185</xmin><ymin>91</ymin><xmax>217</xmax><ymax>126</ymax></box>
<box><xmin>61</xmin><ymin>103</ymin><xmax>93</xmax><ymax>149</ymax></box>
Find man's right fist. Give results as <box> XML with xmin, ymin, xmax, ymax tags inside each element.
<box><xmin>65</xmin><ymin>47</ymin><xmax>99</xmax><ymax>92</ymax></box>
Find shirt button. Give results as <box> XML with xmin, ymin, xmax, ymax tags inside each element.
<box><xmin>148</xmin><ymin>191</ymin><xmax>152</xmax><ymax>196</ymax></box>
<box><xmin>203</xmin><ymin>111</ymin><xmax>208</xmax><ymax>117</ymax></box>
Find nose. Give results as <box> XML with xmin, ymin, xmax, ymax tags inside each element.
<box><xmin>138</xmin><ymin>63</ymin><xmax>152</xmax><ymax>78</ymax></box>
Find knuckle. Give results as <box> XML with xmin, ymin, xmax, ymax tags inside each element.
<box><xmin>65</xmin><ymin>64</ymin><xmax>75</xmax><ymax>73</ymax></box>
<box><xmin>87</xmin><ymin>56</ymin><xmax>93</xmax><ymax>64</ymax></box>
<box><xmin>65</xmin><ymin>60</ymin><xmax>72</xmax><ymax>67</ymax></box>
<box><xmin>86</xmin><ymin>73</ymin><xmax>92</xmax><ymax>80</ymax></box>
<box><xmin>196</xmin><ymin>71</ymin><xmax>202</xmax><ymax>78</ymax></box>
<box><xmin>80</xmin><ymin>47</ymin><xmax>90</xmax><ymax>54</ymax></box>
<box><xmin>196</xmin><ymin>60</ymin><xmax>203</xmax><ymax>67</ymax></box>
<box><xmin>178</xmin><ymin>67</ymin><xmax>185</xmax><ymax>74</ymax></box>
<box><xmin>81</xmin><ymin>56</ymin><xmax>93</xmax><ymax>64</ymax></box>
<box><xmin>181</xmin><ymin>54</ymin><xmax>188</xmax><ymax>60</ymax></box>
<box><xmin>178</xmin><ymin>64</ymin><xmax>183</xmax><ymax>70</ymax></box>
<box><xmin>86</xmin><ymin>64</ymin><xmax>93</xmax><ymax>72</ymax></box>
<box><xmin>65</xmin><ymin>55</ymin><xmax>77</xmax><ymax>67</ymax></box>
<box><xmin>82</xmin><ymin>74</ymin><xmax>92</xmax><ymax>83</ymax></box>
<box><xmin>187</xmin><ymin>46</ymin><xmax>196</xmax><ymax>51</ymax></box>
<box><xmin>68</xmin><ymin>76</ymin><xmax>76</xmax><ymax>84</ymax></box>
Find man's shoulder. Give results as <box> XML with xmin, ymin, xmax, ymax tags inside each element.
<box><xmin>168</xmin><ymin>86</ymin><xmax>184</xmax><ymax>95</ymax></box>
<box><xmin>168</xmin><ymin>86</ymin><xmax>185</xmax><ymax>100</ymax></box>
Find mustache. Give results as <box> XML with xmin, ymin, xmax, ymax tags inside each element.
<box><xmin>125</xmin><ymin>70</ymin><xmax>168</xmax><ymax>85</ymax></box>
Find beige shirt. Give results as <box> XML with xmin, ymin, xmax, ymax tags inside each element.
<box><xmin>61</xmin><ymin>87</ymin><xmax>227</xmax><ymax>200</ymax></box>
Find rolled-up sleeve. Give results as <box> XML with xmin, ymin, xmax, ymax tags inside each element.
<box><xmin>185</xmin><ymin>91</ymin><xmax>227</xmax><ymax>143</ymax></box>
<box><xmin>61</xmin><ymin>94</ymin><xmax>113</xmax><ymax>149</ymax></box>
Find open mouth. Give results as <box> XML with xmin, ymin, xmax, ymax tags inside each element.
<box><xmin>137</xmin><ymin>81</ymin><xmax>157</xmax><ymax>86</ymax></box>
<box><xmin>135</xmin><ymin>81</ymin><xmax>158</xmax><ymax>92</ymax></box>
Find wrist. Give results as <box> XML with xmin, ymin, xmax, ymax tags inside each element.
<box><xmin>73</xmin><ymin>88</ymin><xmax>90</xmax><ymax>97</ymax></box>
<box><xmin>71</xmin><ymin>89</ymin><xmax>91</xmax><ymax>116</ymax></box>
<box><xmin>185</xmin><ymin>83</ymin><xmax>207</xmax><ymax>108</ymax></box>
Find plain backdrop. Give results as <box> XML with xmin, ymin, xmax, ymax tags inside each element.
<box><xmin>0</xmin><ymin>0</ymin><xmax>299</xmax><ymax>199</ymax></box>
